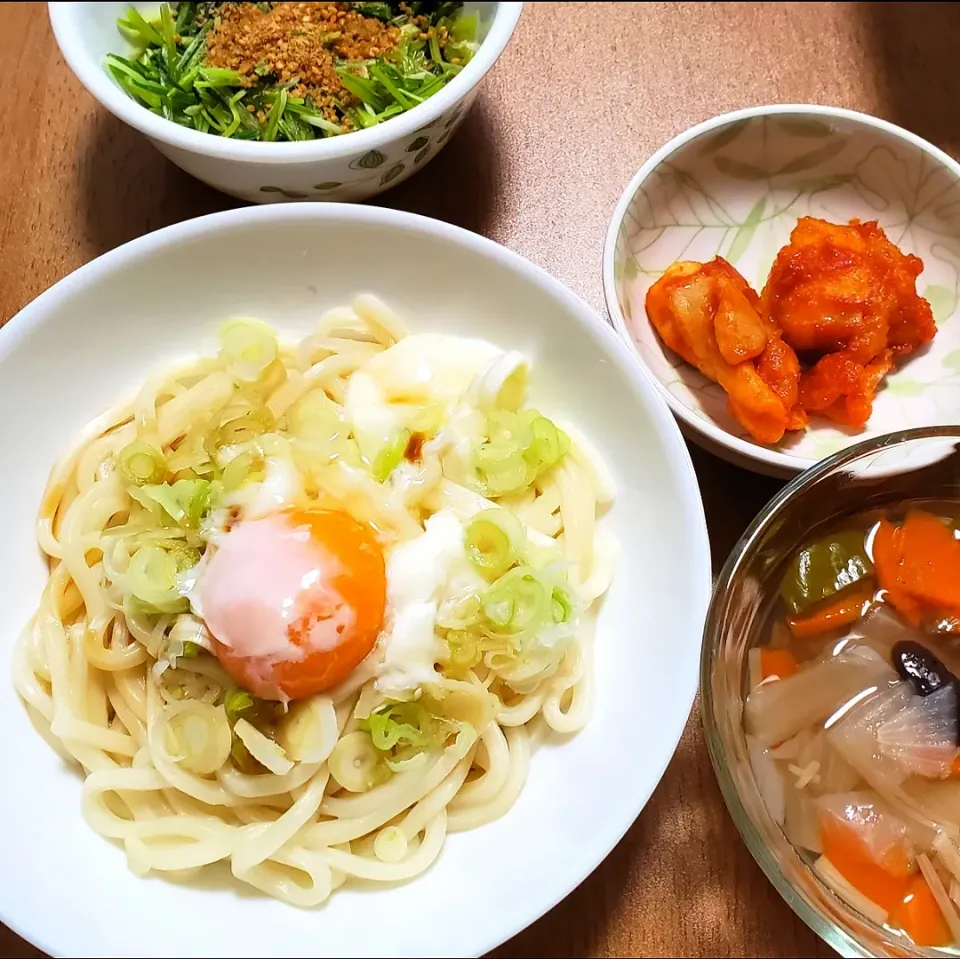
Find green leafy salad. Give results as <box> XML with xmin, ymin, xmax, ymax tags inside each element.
<box><xmin>107</xmin><ymin>2</ymin><xmax>479</xmax><ymax>141</ymax></box>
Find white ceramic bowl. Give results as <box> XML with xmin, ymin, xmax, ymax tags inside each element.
<box><xmin>0</xmin><ymin>205</ymin><xmax>710</xmax><ymax>959</ymax></box>
<box><xmin>49</xmin><ymin>1</ymin><xmax>522</xmax><ymax>203</ymax></box>
<box><xmin>603</xmin><ymin>104</ymin><xmax>960</xmax><ymax>477</ymax></box>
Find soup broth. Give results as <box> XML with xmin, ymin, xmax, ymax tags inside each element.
<box><xmin>745</xmin><ymin>500</ymin><xmax>960</xmax><ymax>950</ymax></box>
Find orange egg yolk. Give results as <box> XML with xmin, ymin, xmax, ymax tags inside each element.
<box><xmin>198</xmin><ymin>508</ymin><xmax>386</xmax><ymax>701</ymax></box>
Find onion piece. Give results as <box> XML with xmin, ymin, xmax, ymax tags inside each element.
<box><xmin>744</xmin><ymin>647</ymin><xmax>895</xmax><ymax>747</ymax></box>
<box><xmin>828</xmin><ymin>683</ymin><xmax>914</xmax><ymax>795</ymax></box>
<box><xmin>233</xmin><ymin>718</ymin><xmax>293</xmax><ymax>775</ymax></box>
<box><xmin>877</xmin><ymin>683</ymin><xmax>958</xmax><ymax>779</ymax></box>
<box><xmin>902</xmin><ymin>779</ymin><xmax>960</xmax><ymax>832</ymax></box>
<box><xmin>784</xmin><ymin>785</ymin><xmax>822</xmax><ymax>853</ymax></box>
<box><xmin>747</xmin><ymin>734</ymin><xmax>785</xmax><ymax>824</ymax></box>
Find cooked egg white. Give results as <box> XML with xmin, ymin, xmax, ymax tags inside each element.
<box><xmin>345</xmin><ymin>333</ymin><xmax>527</xmax><ymax>464</ymax></box>
<box><xmin>376</xmin><ymin>510</ymin><xmax>480</xmax><ymax>695</ymax></box>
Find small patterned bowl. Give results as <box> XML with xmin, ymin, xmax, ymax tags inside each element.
<box><xmin>603</xmin><ymin>104</ymin><xmax>960</xmax><ymax>477</ymax></box>
<box><xmin>49</xmin><ymin>1</ymin><xmax>522</xmax><ymax>203</ymax></box>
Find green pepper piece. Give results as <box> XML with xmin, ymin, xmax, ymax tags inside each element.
<box><xmin>779</xmin><ymin>529</ymin><xmax>874</xmax><ymax>615</ymax></box>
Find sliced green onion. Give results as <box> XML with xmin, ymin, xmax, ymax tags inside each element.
<box><xmin>210</xmin><ymin>405</ymin><xmax>276</xmax><ymax>450</ymax></box>
<box><xmin>487</xmin><ymin>410</ymin><xmax>531</xmax><ymax>447</ymax></box>
<box><xmin>165</xmin><ymin>432</ymin><xmax>213</xmax><ymax>477</ymax></box>
<box><xmin>329</xmin><ymin>731</ymin><xmax>390</xmax><ymax>793</ymax></box>
<box><xmin>133</xmin><ymin>479</ymin><xmax>211</xmax><ymax>529</ymax></box>
<box><xmin>167</xmin><ymin>541</ymin><xmax>201</xmax><ymax>572</ymax></box>
<box><xmin>477</xmin><ymin>450</ymin><xmax>529</xmax><ymax>497</ymax></box>
<box><xmin>529</xmin><ymin>415</ymin><xmax>562</xmax><ymax>465</ymax></box>
<box><xmin>374</xmin><ymin>825</ymin><xmax>409</xmax><ymax>863</ymax></box>
<box><xmin>472</xmin><ymin>408</ymin><xmax>570</xmax><ymax>498</ymax></box>
<box><xmin>128</xmin><ymin>545</ymin><xmax>180</xmax><ymax>608</ymax></box>
<box><xmin>482</xmin><ymin>566</ymin><xmax>551</xmax><ymax>633</ymax></box>
<box><xmin>174</xmin><ymin>479</ymin><xmax>210</xmax><ymax>528</ymax></box>
<box><xmin>219</xmin><ymin>319</ymin><xmax>279</xmax><ymax>383</ymax></box>
<box><xmin>465</xmin><ymin>508</ymin><xmax>525</xmax><ymax>576</ymax></box>
<box><xmin>552</xmin><ymin>586</ymin><xmax>573</xmax><ymax>624</ymax></box>
<box><xmin>445</xmin><ymin>629</ymin><xmax>482</xmax><ymax>671</ymax></box>
<box><xmin>180</xmin><ymin>640</ymin><xmax>202</xmax><ymax>658</ymax></box>
<box><xmin>365</xmin><ymin>703</ymin><xmax>428</xmax><ymax>751</ymax></box>
<box><xmin>157</xmin><ymin>700</ymin><xmax>231</xmax><ymax>775</ymax></box>
<box><xmin>221</xmin><ymin>450</ymin><xmax>263</xmax><ymax>491</ymax></box>
<box><xmin>223</xmin><ymin>689</ymin><xmax>255</xmax><ymax>724</ymax></box>
<box><xmin>482</xmin><ymin>587</ymin><xmax>515</xmax><ymax>629</ymax></box>
<box><xmin>384</xmin><ymin>746</ymin><xmax>429</xmax><ymax>773</ymax></box>
<box><xmin>117</xmin><ymin>441</ymin><xmax>167</xmax><ymax>486</ymax></box>
<box><xmin>371</xmin><ymin>429</ymin><xmax>411</xmax><ymax>483</ymax></box>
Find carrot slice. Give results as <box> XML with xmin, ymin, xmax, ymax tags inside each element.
<box><xmin>760</xmin><ymin>647</ymin><xmax>799</xmax><ymax>680</ymax></box>
<box><xmin>873</xmin><ymin>517</ymin><xmax>924</xmax><ymax>625</ymax></box>
<box><xmin>890</xmin><ymin>872</ymin><xmax>952</xmax><ymax>947</ymax></box>
<box><xmin>820</xmin><ymin>817</ymin><xmax>911</xmax><ymax>913</ymax></box>
<box><xmin>897</xmin><ymin>510</ymin><xmax>960</xmax><ymax>613</ymax></box>
<box><xmin>786</xmin><ymin>588</ymin><xmax>873</xmax><ymax>638</ymax></box>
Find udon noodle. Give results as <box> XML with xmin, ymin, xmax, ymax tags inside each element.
<box><xmin>13</xmin><ymin>295</ymin><xmax>617</xmax><ymax>905</ymax></box>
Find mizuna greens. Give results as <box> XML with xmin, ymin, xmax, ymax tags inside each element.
<box><xmin>108</xmin><ymin>2</ymin><xmax>479</xmax><ymax>141</ymax></box>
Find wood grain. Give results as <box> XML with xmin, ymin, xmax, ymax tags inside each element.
<box><xmin>3</xmin><ymin>2</ymin><xmax>960</xmax><ymax>956</ymax></box>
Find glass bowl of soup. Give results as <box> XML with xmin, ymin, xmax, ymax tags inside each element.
<box><xmin>704</xmin><ymin>426</ymin><xmax>960</xmax><ymax>957</ymax></box>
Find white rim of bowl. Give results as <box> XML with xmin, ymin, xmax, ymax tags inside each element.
<box><xmin>601</xmin><ymin>102</ymin><xmax>960</xmax><ymax>475</ymax></box>
<box><xmin>0</xmin><ymin>202</ymin><xmax>712</xmax><ymax>959</ymax></box>
<box><xmin>47</xmin><ymin>1</ymin><xmax>523</xmax><ymax>164</ymax></box>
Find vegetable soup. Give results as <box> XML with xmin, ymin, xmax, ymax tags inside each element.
<box><xmin>746</xmin><ymin>502</ymin><xmax>960</xmax><ymax>949</ymax></box>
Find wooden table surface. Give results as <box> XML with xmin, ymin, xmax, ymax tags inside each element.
<box><xmin>4</xmin><ymin>1</ymin><xmax>960</xmax><ymax>956</ymax></box>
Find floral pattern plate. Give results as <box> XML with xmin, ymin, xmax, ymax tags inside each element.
<box><xmin>603</xmin><ymin>105</ymin><xmax>960</xmax><ymax>476</ymax></box>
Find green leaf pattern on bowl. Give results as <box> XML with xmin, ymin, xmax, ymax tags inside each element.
<box><xmin>380</xmin><ymin>163</ymin><xmax>405</xmax><ymax>186</ymax></box>
<box><xmin>613</xmin><ymin>113</ymin><xmax>960</xmax><ymax>461</ymax></box>
<box><xmin>350</xmin><ymin>149</ymin><xmax>387</xmax><ymax>171</ymax></box>
<box><xmin>249</xmin><ymin>95</ymin><xmax>476</xmax><ymax>202</ymax></box>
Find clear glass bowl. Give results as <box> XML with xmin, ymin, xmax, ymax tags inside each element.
<box><xmin>702</xmin><ymin>426</ymin><xmax>960</xmax><ymax>959</ymax></box>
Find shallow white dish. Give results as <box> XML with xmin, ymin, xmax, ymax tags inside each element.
<box><xmin>48</xmin><ymin>2</ymin><xmax>522</xmax><ymax>203</ymax></box>
<box><xmin>603</xmin><ymin>104</ymin><xmax>960</xmax><ymax>477</ymax></box>
<box><xmin>0</xmin><ymin>205</ymin><xmax>710</xmax><ymax>959</ymax></box>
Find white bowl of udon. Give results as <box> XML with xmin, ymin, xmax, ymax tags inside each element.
<box><xmin>0</xmin><ymin>204</ymin><xmax>710</xmax><ymax>959</ymax></box>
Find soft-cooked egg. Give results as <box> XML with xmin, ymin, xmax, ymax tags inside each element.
<box><xmin>196</xmin><ymin>509</ymin><xmax>386</xmax><ymax>701</ymax></box>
